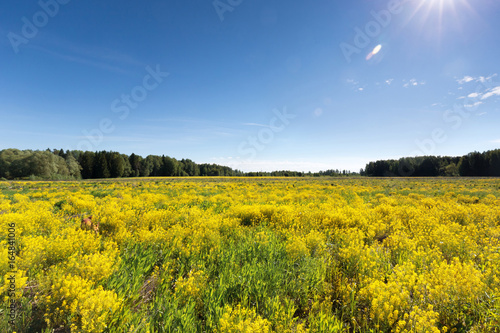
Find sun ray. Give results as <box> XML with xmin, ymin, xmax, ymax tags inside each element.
<box><xmin>402</xmin><ymin>0</ymin><xmax>477</xmax><ymax>40</ymax></box>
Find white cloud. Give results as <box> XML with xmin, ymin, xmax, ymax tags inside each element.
<box><xmin>457</xmin><ymin>76</ymin><xmax>474</xmax><ymax>84</ymax></box>
<box><xmin>403</xmin><ymin>78</ymin><xmax>424</xmax><ymax>88</ymax></box>
<box><xmin>347</xmin><ymin>79</ymin><xmax>365</xmax><ymax>91</ymax></box>
<box><xmin>464</xmin><ymin>101</ymin><xmax>483</xmax><ymax>108</ymax></box>
<box><xmin>468</xmin><ymin>92</ymin><xmax>480</xmax><ymax>98</ymax></box>
<box><xmin>478</xmin><ymin>74</ymin><xmax>497</xmax><ymax>83</ymax></box>
<box><xmin>385</xmin><ymin>79</ymin><xmax>394</xmax><ymax>85</ymax></box>
<box><xmin>457</xmin><ymin>74</ymin><xmax>497</xmax><ymax>84</ymax></box>
<box><xmin>481</xmin><ymin>86</ymin><xmax>500</xmax><ymax>100</ymax></box>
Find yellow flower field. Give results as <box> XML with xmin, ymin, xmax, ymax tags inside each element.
<box><xmin>1</xmin><ymin>178</ymin><xmax>499</xmax><ymax>332</ymax></box>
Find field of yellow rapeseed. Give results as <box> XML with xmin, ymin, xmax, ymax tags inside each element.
<box><xmin>1</xmin><ymin>177</ymin><xmax>499</xmax><ymax>332</ymax></box>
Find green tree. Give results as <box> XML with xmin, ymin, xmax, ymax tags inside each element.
<box><xmin>109</xmin><ymin>152</ymin><xmax>125</xmax><ymax>178</ymax></box>
<box><xmin>441</xmin><ymin>163</ymin><xmax>459</xmax><ymax>177</ymax></box>
<box><xmin>487</xmin><ymin>149</ymin><xmax>500</xmax><ymax>177</ymax></box>
<box><xmin>458</xmin><ymin>156</ymin><xmax>472</xmax><ymax>176</ymax></box>
<box><xmin>93</xmin><ymin>152</ymin><xmax>110</xmax><ymax>178</ymax></box>
<box><xmin>26</xmin><ymin>151</ymin><xmax>61</xmax><ymax>178</ymax></box>
<box><xmin>129</xmin><ymin>153</ymin><xmax>143</xmax><ymax>177</ymax></box>
<box><xmin>0</xmin><ymin>149</ymin><xmax>31</xmax><ymax>179</ymax></box>
<box><xmin>181</xmin><ymin>159</ymin><xmax>200</xmax><ymax>176</ymax></box>
<box><xmin>140</xmin><ymin>156</ymin><xmax>154</xmax><ymax>177</ymax></box>
<box><xmin>121</xmin><ymin>154</ymin><xmax>132</xmax><ymax>177</ymax></box>
<box><xmin>161</xmin><ymin>156</ymin><xmax>178</xmax><ymax>176</ymax></box>
<box><xmin>79</xmin><ymin>151</ymin><xmax>95</xmax><ymax>179</ymax></box>
<box><xmin>65</xmin><ymin>155</ymin><xmax>82</xmax><ymax>179</ymax></box>
<box><xmin>145</xmin><ymin>155</ymin><xmax>163</xmax><ymax>176</ymax></box>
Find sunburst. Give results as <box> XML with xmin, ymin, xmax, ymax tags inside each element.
<box><xmin>405</xmin><ymin>0</ymin><xmax>475</xmax><ymax>32</ymax></box>
<box><xmin>401</xmin><ymin>0</ymin><xmax>477</xmax><ymax>48</ymax></box>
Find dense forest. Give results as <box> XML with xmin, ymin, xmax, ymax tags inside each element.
<box><xmin>0</xmin><ymin>148</ymin><xmax>498</xmax><ymax>180</ymax></box>
<box><xmin>363</xmin><ymin>149</ymin><xmax>500</xmax><ymax>177</ymax></box>
<box><xmin>0</xmin><ymin>149</ymin><xmax>350</xmax><ymax>180</ymax></box>
<box><xmin>0</xmin><ymin>149</ymin><xmax>244</xmax><ymax>180</ymax></box>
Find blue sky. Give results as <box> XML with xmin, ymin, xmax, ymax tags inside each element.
<box><xmin>1</xmin><ymin>0</ymin><xmax>500</xmax><ymax>172</ymax></box>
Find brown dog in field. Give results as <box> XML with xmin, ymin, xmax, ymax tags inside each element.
<box><xmin>81</xmin><ymin>216</ymin><xmax>99</xmax><ymax>234</ymax></box>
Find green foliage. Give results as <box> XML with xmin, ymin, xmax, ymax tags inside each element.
<box><xmin>365</xmin><ymin>149</ymin><xmax>500</xmax><ymax>177</ymax></box>
<box><xmin>2</xmin><ymin>147</ymin><xmax>498</xmax><ymax>181</ymax></box>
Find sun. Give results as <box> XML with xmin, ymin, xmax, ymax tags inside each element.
<box><xmin>404</xmin><ymin>0</ymin><xmax>475</xmax><ymax>39</ymax></box>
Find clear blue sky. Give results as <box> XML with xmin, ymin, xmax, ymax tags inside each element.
<box><xmin>1</xmin><ymin>0</ymin><xmax>499</xmax><ymax>172</ymax></box>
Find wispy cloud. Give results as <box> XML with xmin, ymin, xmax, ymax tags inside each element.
<box><xmin>457</xmin><ymin>76</ymin><xmax>475</xmax><ymax>84</ymax></box>
<box><xmin>1</xmin><ymin>130</ymin><xmax>80</xmax><ymax>139</ymax></box>
<box><xmin>457</xmin><ymin>74</ymin><xmax>498</xmax><ymax>84</ymax></box>
<box><xmin>76</xmin><ymin>136</ymin><xmax>149</xmax><ymax>143</ymax></box>
<box><xmin>464</xmin><ymin>101</ymin><xmax>483</xmax><ymax>108</ymax></box>
<box><xmin>481</xmin><ymin>86</ymin><xmax>500</xmax><ymax>100</ymax></box>
<box><xmin>385</xmin><ymin>79</ymin><xmax>394</xmax><ymax>85</ymax></box>
<box><xmin>144</xmin><ymin>117</ymin><xmax>231</xmax><ymax>127</ymax></box>
<box><xmin>243</xmin><ymin>123</ymin><xmax>269</xmax><ymax>128</ymax></box>
<box><xmin>346</xmin><ymin>79</ymin><xmax>366</xmax><ymax>92</ymax></box>
<box><xmin>36</xmin><ymin>47</ymin><xmax>133</xmax><ymax>75</ymax></box>
<box><xmin>403</xmin><ymin>78</ymin><xmax>425</xmax><ymax>88</ymax></box>
<box><xmin>26</xmin><ymin>34</ymin><xmax>147</xmax><ymax>75</ymax></box>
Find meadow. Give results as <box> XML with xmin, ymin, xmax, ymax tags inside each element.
<box><xmin>1</xmin><ymin>177</ymin><xmax>499</xmax><ymax>332</ymax></box>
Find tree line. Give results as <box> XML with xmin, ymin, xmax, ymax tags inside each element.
<box><xmin>1</xmin><ymin>148</ymin><xmax>498</xmax><ymax>180</ymax></box>
<box><xmin>0</xmin><ymin>149</ymin><xmax>244</xmax><ymax>180</ymax></box>
<box><xmin>1</xmin><ymin>149</ymin><xmax>351</xmax><ymax>180</ymax></box>
<box><xmin>363</xmin><ymin>149</ymin><xmax>500</xmax><ymax>177</ymax></box>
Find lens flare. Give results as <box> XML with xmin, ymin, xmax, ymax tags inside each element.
<box><xmin>366</xmin><ymin>44</ymin><xmax>382</xmax><ymax>61</ymax></box>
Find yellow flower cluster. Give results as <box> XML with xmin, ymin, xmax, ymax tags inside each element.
<box><xmin>175</xmin><ymin>269</ymin><xmax>208</xmax><ymax>311</ymax></box>
<box><xmin>20</xmin><ymin>227</ymin><xmax>101</xmax><ymax>271</ymax></box>
<box><xmin>63</xmin><ymin>240</ymin><xmax>120</xmax><ymax>283</ymax></box>
<box><xmin>219</xmin><ymin>304</ymin><xmax>272</xmax><ymax>333</ymax></box>
<box><xmin>0</xmin><ymin>270</ymin><xmax>28</xmax><ymax>298</ymax></box>
<box><xmin>42</xmin><ymin>273</ymin><xmax>121</xmax><ymax>332</ymax></box>
<box><xmin>0</xmin><ymin>177</ymin><xmax>499</xmax><ymax>332</ymax></box>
